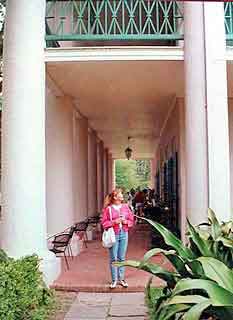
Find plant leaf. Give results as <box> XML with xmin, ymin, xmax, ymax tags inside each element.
<box><xmin>115</xmin><ymin>260</ymin><xmax>179</xmax><ymax>287</ymax></box>
<box><xmin>156</xmin><ymin>304</ymin><xmax>190</xmax><ymax>320</ymax></box>
<box><xmin>216</xmin><ymin>236</ymin><xmax>233</xmax><ymax>248</ymax></box>
<box><xmin>140</xmin><ymin>217</ymin><xmax>195</xmax><ymax>260</ymax></box>
<box><xmin>197</xmin><ymin>257</ymin><xmax>233</xmax><ymax>292</ymax></box>
<box><xmin>187</xmin><ymin>260</ymin><xmax>205</xmax><ymax>278</ymax></box>
<box><xmin>221</xmin><ymin>221</ymin><xmax>233</xmax><ymax>236</ymax></box>
<box><xmin>141</xmin><ymin>248</ymin><xmax>190</xmax><ymax>277</ymax></box>
<box><xmin>166</xmin><ymin>295</ymin><xmax>208</xmax><ymax>305</ymax></box>
<box><xmin>142</xmin><ymin>248</ymin><xmax>175</xmax><ymax>262</ymax></box>
<box><xmin>208</xmin><ymin>208</ymin><xmax>221</xmax><ymax>240</ymax></box>
<box><xmin>187</xmin><ymin>220</ymin><xmax>214</xmax><ymax>257</ymax></box>
<box><xmin>183</xmin><ymin>300</ymin><xmax>212</xmax><ymax>320</ymax></box>
<box><xmin>113</xmin><ymin>260</ymin><xmax>140</xmax><ymax>268</ymax></box>
<box><xmin>172</xmin><ymin>279</ymin><xmax>233</xmax><ymax>306</ymax></box>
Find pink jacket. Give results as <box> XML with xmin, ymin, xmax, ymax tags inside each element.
<box><xmin>101</xmin><ymin>204</ymin><xmax>134</xmax><ymax>234</ymax></box>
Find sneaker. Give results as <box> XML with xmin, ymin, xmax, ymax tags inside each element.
<box><xmin>109</xmin><ymin>281</ymin><xmax>117</xmax><ymax>289</ymax></box>
<box><xmin>119</xmin><ymin>280</ymin><xmax>128</xmax><ymax>288</ymax></box>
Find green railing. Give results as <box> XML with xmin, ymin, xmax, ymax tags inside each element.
<box><xmin>225</xmin><ymin>2</ymin><xmax>233</xmax><ymax>41</ymax></box>
<box><xmin>45</xmin><ymin>0</ymin><xmax>184</xmax><ymax>44</ymax></box>
<box><xmin>45</xmin><ymin>1</ymin><xmax>233</xmax><ymax>46</ymax></box>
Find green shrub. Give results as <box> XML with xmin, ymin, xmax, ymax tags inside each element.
<box><xmin>0</xmin><ymin>253</ymin><xmax>55</xmax><ymax>320</ymax></box>
<box><xmin>0</xmin><ymin>248</ymin><xmax>9</xmax><ymax>263</ymax></box>
<box><xmin>116</xmin><ymin>209</ymin><xmax>233</xmax><ymax>320</ymax></box>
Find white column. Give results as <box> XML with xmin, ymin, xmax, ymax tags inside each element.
<box><xmin>103</xmin><ymin>148</ymin><xmax>109</xmax><ymax>196</ymax></box>
<box><xmin>46</xmin><ymin>95</ymin><xmax>74</xmax><ymax>237</ymax></box>
<box><xmin>184</xmin><ymin>2</ymin><xmax>208</xmax><ymax>225</ymax></box>
<box><xmin>97</xmin><ymin>140</ymin><xmax>105</xmax><ymax>212</ymax></box>
<box><xmin>204</xmin><ymin>3</ymin><xmax>231</xmax><ymax>220</ymax></box>
<box><xmin>178</xmin><ymin>98</ymin><xmax>187</xmax><ymax>241</ymax></box>
<box><xmin>1</xmin><ymin>1</ymin><xmax>60</xmax><ymax>283</ymax></box>
<box><xmin>88</xmin><ymin>129</ymin><xmax>98</xmax><ymax>217</ymax></box>
<box><xmin>76</xmin><ymin>117</ymin><xmax>88</xmax><ymax>221</ymax></box>
<box><xmin>108</xmin><ymin>153</ymin><xmax>113</xmax><ymax>192</ymax></box>
<box><xmin>112</xmin><ymin>159</ymin><xmax>116</xmax><ymax>190</ymax></box>
<box><xmin>229</xmin><ymin>100</ymin><xmax>233</xmax><ymax>215</ymax></box>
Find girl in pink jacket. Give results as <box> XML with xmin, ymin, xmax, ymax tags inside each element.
<box><xmin>101</xmin><ymin>188</ymin><xmax>134</xmax><ymax>289</ymax></box>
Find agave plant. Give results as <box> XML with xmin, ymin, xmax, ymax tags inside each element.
<box><xmin>115</xmin><ymin>209</ymin><xmax>233</xmax><ymax>319</ymax></box>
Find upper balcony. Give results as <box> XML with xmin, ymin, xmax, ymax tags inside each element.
<box><xmin>45</xmin><ymin>1</ymin><xmax>233</xmax><ymax>48</ymax></box>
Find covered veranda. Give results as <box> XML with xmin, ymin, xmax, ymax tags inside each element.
<box><xmin>45</xmin><ymin>51</ymin><xmax>184</xmax><ymax>288</ymax></box>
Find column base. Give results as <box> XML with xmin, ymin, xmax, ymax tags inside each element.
<box><xmin>40</xmin><ymin>251</ymin><xmax>61</xmax><ymax>286</ymax></box>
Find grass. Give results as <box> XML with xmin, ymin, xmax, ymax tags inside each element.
<box><xmin>145</xmin><ymin>284</ymin><xmax>164</xmax><ymax>320</ymax></box>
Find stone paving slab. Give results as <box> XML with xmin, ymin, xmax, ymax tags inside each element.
<box><xmin>64</xmin><ymin>292</ymin><xmax>147</xmax><ymax>320</ymax></box>
<box><xmin>109</xmin><ymin>305</ymin><xmax>147</xmax><ymax>317</ymax></box>
<box><xmin>65</xmin><ymin>305</ymin><xmax>109</xmax><ymax>319</ymax></box>
<box><xmin>65</xmin><ymin>318</ymin><xmax>106</xmax><ymax>320</ymax></box>
<box><xmin>77</xmin><ymin>293</ymin><xmax>112</xmax><ymax>305</ymax></box>
<box><xmin>111</xmin><ymin>292</ymin><xmax>145</xmax><ymax>305</ymax></box>
<box><xmin>107</xmin><ymin>318</ymin><xmax>145</xmax><ymax>320</ymax></box>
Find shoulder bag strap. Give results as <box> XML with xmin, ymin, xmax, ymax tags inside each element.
<box><xmin>109</xmin><ymin>206</ymin><xmax>112</xmax><ymax>221</ymax></box>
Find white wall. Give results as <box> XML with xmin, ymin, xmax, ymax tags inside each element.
<box><xmin>46</xmin><ymin>90</ymin><xmax>75</xmax><ymax>236</ymax></box>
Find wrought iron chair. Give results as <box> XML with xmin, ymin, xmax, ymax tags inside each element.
<box><xmin>87</xmin><ymin>215</ymin><xmax>100</xmax><ymax>226</ymax></box>
<box><xmin>49</xmin><ymin>232</ymin><xmax>72</xmax><ymax>270</ymax></box>
<box><xmin>74</xmin><ymin>221</ymin><xmax>89</xmax><ymax>248</ymax></box>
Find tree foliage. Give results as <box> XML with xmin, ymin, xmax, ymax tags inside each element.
<box><xmin>115</xmin><ymin>159</ymin><xmax>151</xmax><ymax>191</ymax></box>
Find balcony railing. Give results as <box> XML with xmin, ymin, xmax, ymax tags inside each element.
<box><xmin>45</xmin><ymin>0</ymin><xmax>184</xmax><ymax>45</ymax></box>
<box><xmin>225</xmin><ymin>2</ymin><xmax>233</xmax><ymax>41</ymax></box>
<box><xmin>45</xmin><ymin>1</ymin><xmax>233</xmax><ymax>47</ymax></box>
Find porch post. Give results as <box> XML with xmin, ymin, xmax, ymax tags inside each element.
<box><xmin>103</xmin><ymin>148</ymin><xmax>109</xmax><ymax>196</ymax></box>
<box><xmin>1</xmin><ymin>1</ymin><xmax>60</xmax><ymax>283</ymax></box>
<box><xmin>204</xmin><ymin>3</ymin><xmax>231</xmax><ymax>220</ymax></box>
<box><xmin>88</xmin><ymin>129</ymin><xmax>98</xmax><ymax>217</ymax></box>
<box><xmin>97</xmin><ymin>140</ymin><xmax>104</xmax><ymax>212</ymax></box>
<box><xmin>76</xmin><ymin>117</ymin><xmax>88</xmax><ymax>220</ymax></box>
<box><xmin>112</xmin><ymin>158</ymin><xmax>116</xmax><ymax>190</ymax></box>
<box><xmin>184</xmin><ymin>2</ymin><xmax>209</xmax><ymax>225</ymax></box>
<box><xmin>108</xmin><ymin>153</ymin><xmax>113</xmax><ymax>192</ymax></box>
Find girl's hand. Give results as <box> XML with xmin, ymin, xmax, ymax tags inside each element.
<box><xmin>122</xmin><ymin>219</ymin><xmax>128</xmax><ymax>225</ymax></box>
<box><xmin>114</xmin><ymin>218</ymin><xmax>122</xmax><ymax>225</ymax></box>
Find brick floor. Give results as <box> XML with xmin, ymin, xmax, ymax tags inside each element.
<box><xmin>51</xmin><ymin>223</ymin><xmax>170</xmax><ymax>292</ymax></box>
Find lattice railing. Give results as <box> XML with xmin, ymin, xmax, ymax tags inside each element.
<box><xmin>225</xmin><ymin>2</ymin><xmax>233</xmax><ymax>40</ymax></box>
<box><xmin>45</xmin><ymin>0</ymin><xmax>184</xmax><ymax>44</ymax></box>
<box><xmin>45</xmin><ymin>1</ymin><xmax>233</xmax><ymax>46</ymax></box>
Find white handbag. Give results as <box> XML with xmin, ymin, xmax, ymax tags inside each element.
<box><xmin>102</xmin><ymin>206</ymin><xmax>116</xmax><ymax>248</ymax></box>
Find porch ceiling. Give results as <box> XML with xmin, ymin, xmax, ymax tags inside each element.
<box><xmin>47</xmin><ymin>60</ymin><xmax>184</xmax><ymax>158</ymax></box>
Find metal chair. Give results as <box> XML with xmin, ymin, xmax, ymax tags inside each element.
<box><xmin>49</xmin><ymin>232</ymin><xmax>72</xmax><ymax>270</ymax></box>
<box><xmin>74</xmin><ymin>221</ymin><xmax>89</xmax><ymax>248</ymax></box>
<box><xmin>87</xmin><ymin>215</ymin><xmax>100</xmax><ymax>226</ymax></box>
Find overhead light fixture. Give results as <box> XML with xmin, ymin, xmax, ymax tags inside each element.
<box><xmin>125</xmin><ymin>136</ymin><xmax>133</xmax><ymax>160</ymax></box>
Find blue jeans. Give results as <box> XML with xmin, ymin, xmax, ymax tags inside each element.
<box><xmin>109</xmin><ymin>229</ymin><xmax>128</xmax><ymax>282</ymax></box>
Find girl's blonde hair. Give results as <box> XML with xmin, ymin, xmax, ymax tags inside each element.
<box><xmin>103</xmin><ymin>188</ymin><xmax>123</xmax><ymax>208</ymax></box>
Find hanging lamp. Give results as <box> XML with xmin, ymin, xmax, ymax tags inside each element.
<box><xmin>125</xmin><ymin>137</ymin><xmax>132</xmax><ymax>160</ymax></box>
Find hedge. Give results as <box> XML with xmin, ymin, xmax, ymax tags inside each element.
<box><xmin>0</xmin><ymin>249</ymin><xmax>55</xmax><ymax>320</ymax></box>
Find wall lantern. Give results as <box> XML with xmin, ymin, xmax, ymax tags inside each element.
<box><xmin>125</xmin><ymin>137</ymin><xmax>133</xmax><ymax>160</ymax></box>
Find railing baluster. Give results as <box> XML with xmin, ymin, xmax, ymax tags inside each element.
<box><xmin>122</xmin><ymin>0</ymin><xmax>125</xmax><ymax>35</ymax></box>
